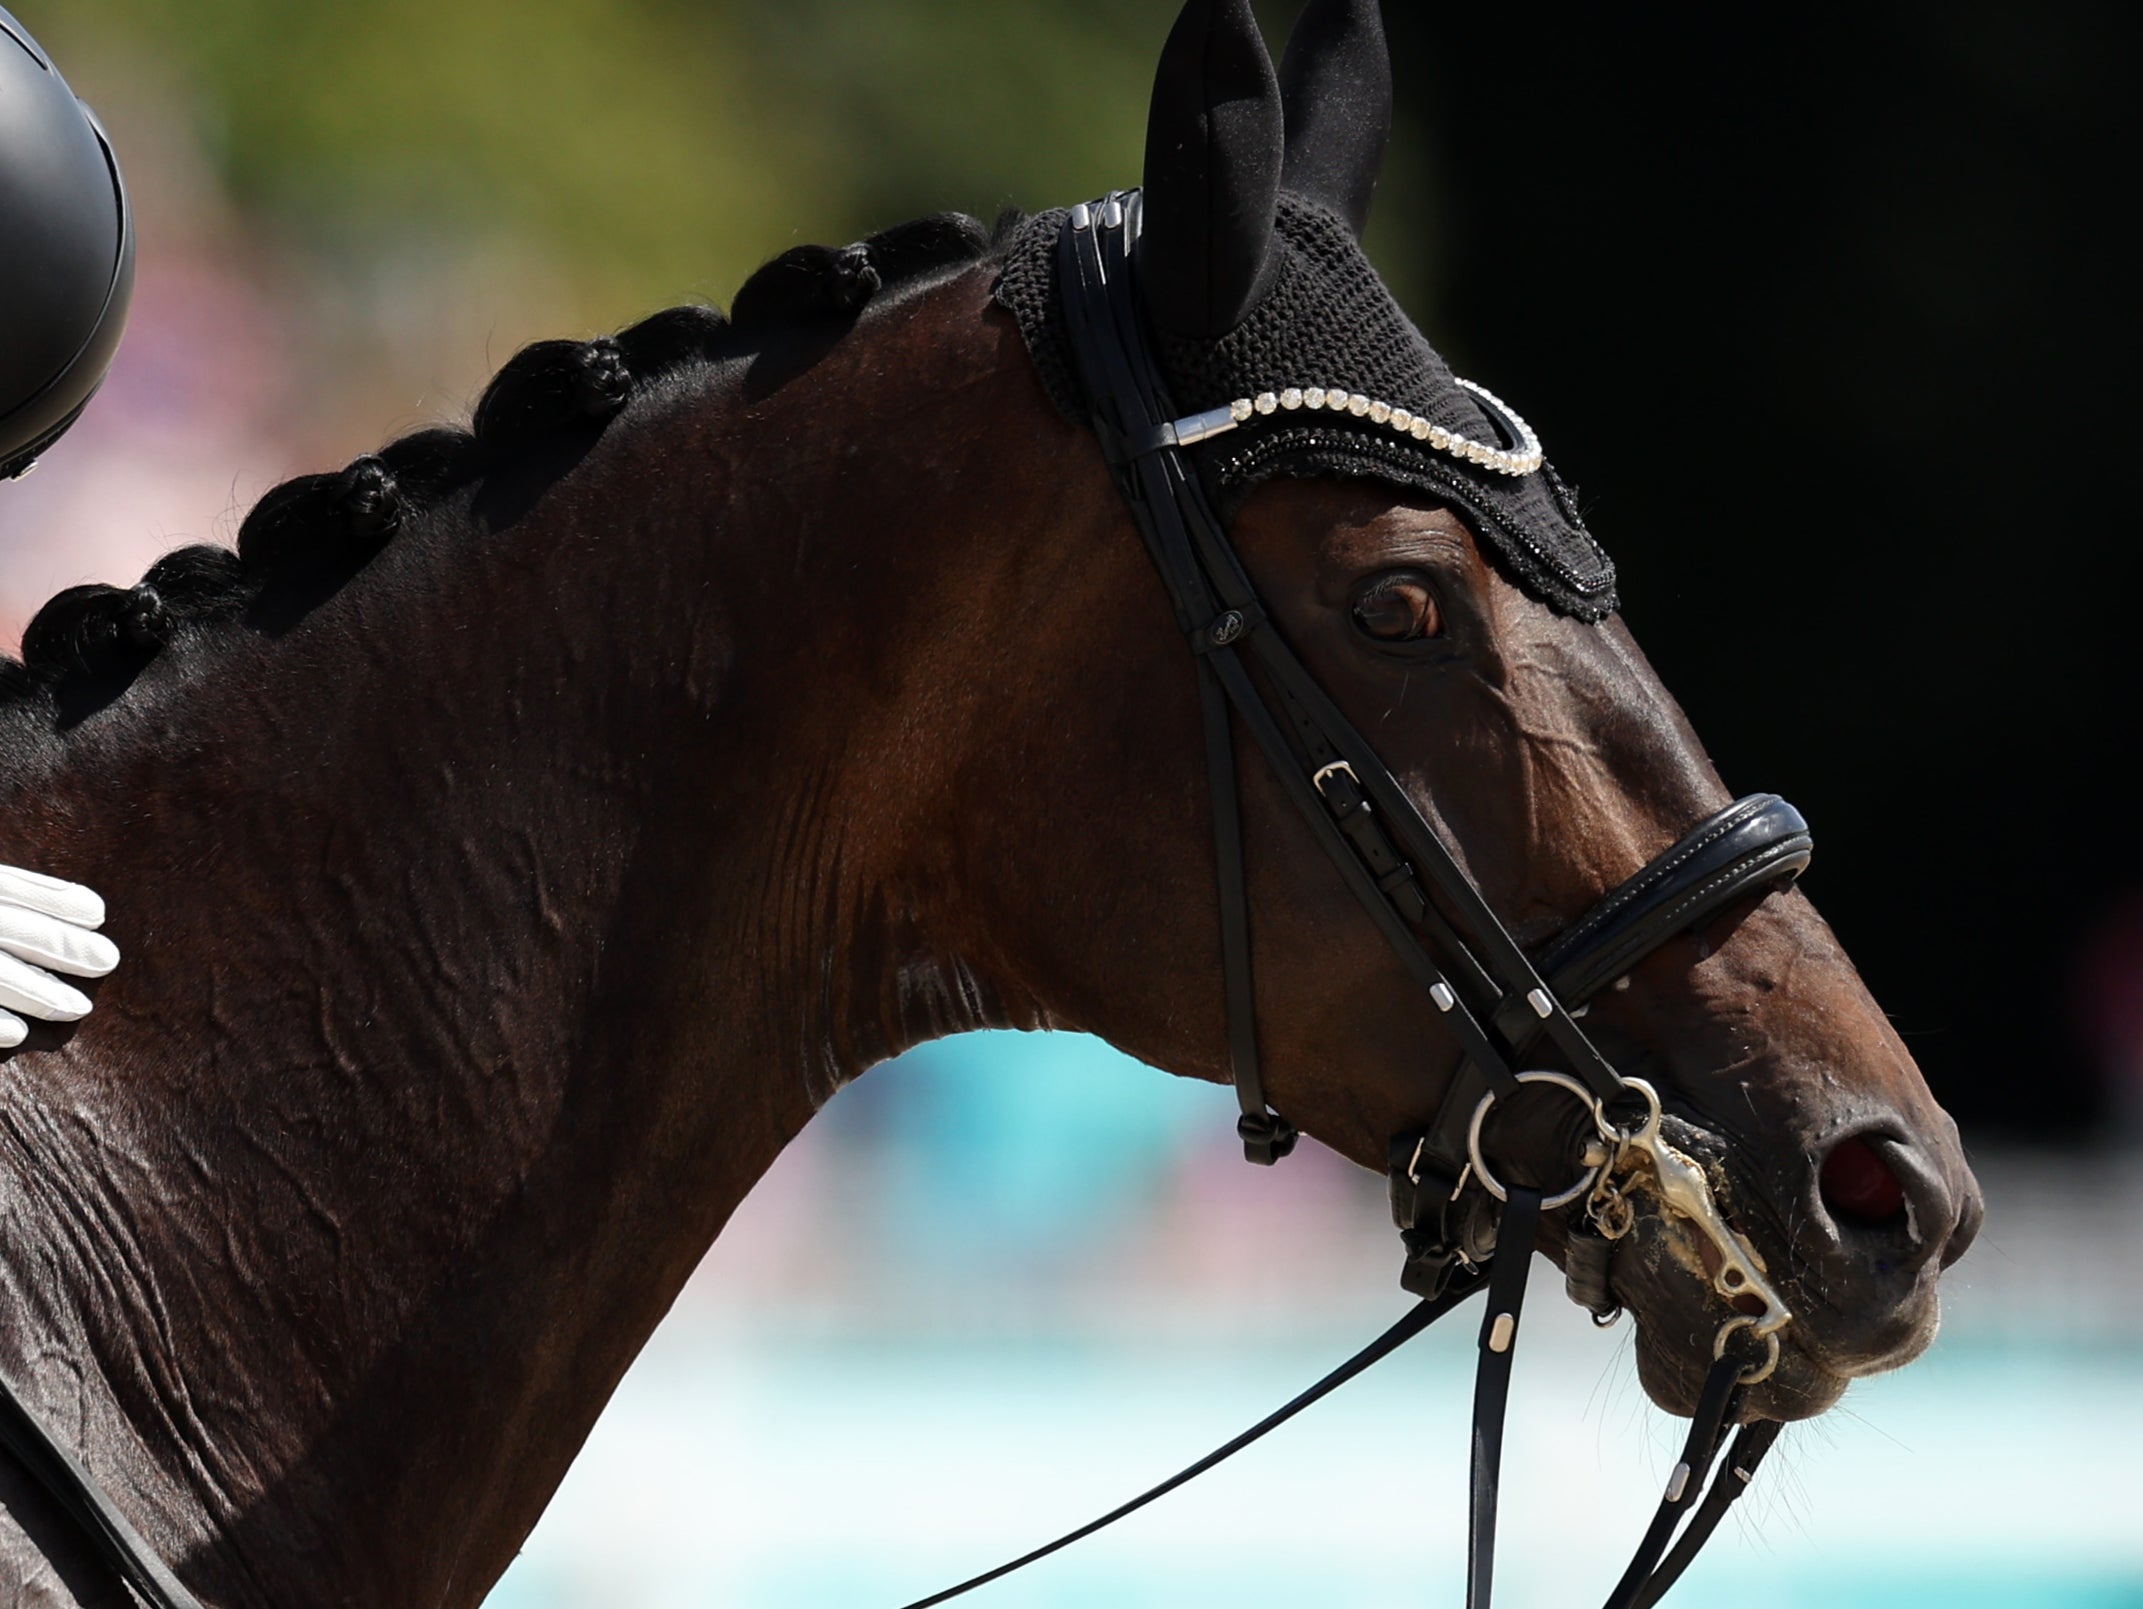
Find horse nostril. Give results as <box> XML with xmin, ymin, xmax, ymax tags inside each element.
<box><xmin>1942</xmin><ymin>1177</ymin><xmax>1985</xmax><ymax>1267</ymax></box>
<box><xmin>1820</xmin><ymin>1136</ymin><xmax>1907</xmax><ymax>1226</ymax></box>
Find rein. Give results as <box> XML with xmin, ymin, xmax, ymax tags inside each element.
<box><xmin>0</xmin><ymin>193</ymin><xmax>1809</xmax><ymax>1609</ymax></box>
<box><xmin>0</xmin><ymin>1385</ymin><xmax>203</xmax><ymax>1609</ymax></box>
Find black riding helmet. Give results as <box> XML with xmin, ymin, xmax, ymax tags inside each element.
<box><xmin>0</xmin><ymin>5</ymin><xmax>133</xmax><ymax>481</ymax></box>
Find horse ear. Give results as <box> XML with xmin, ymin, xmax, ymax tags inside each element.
<box><xmin>1139</xmin><ymin>0</ymin><xmax>1285</xmax><ymax>340</ymax></box>
<box><xmin>1278</xmin><ymin>0</ymin><xmax>1392</xmax><ymax>237</ymax></box>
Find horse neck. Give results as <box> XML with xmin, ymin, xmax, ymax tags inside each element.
<box><xmin>0</xmin><ymin>264</ymin><xmax>1062</xmax><ymax>1606</ymax></box>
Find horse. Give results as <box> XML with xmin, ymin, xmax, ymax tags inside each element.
<box><xmin>0</xmin><ymin>0</ymin><xmax>1981</xmax><ymax>1603</ymax></box>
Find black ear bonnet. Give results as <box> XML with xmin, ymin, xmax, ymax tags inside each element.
<box><xmin>992</xmin><ymin>0</ymin><xmax>1616</xmax><ymax>621</ymax></box>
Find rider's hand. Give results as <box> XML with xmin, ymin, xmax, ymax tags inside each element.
<box><xmin>0</xmin><ymin>866</ymin><xmax>119</xmax><ymax>1047</ymax></box>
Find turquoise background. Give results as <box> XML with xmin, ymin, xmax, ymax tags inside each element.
<box><xmin>486</xmin><ymin>1032</ymin><xmax>2143</xmax><ymax>1608</ymax></box>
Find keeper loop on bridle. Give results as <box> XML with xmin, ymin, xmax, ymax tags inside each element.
<box><xmin>1127</xmin><ymin>403</ymin><xmax>1243</xmax><ymax>458</ymax></box>
<box><xmin>1235</xmin><ymin>1110</ymin><xmax>1298</xmax><ymax>1165</ymax></box>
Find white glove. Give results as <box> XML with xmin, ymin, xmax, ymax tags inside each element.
<box><xmin>0</xmin><ymin>865</ymin><xmax>120</xmax><ymax>1048</ymax></box>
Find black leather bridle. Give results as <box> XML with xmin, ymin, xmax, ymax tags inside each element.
<box><xmin>0</xmin><ymin>191</ymin><xmax>1814</xmax><ymax>1609</ymax></box>
<box><xmin>898</xmin><ymin>194</ymin><xmax>1812</xmax><ymax>1609</ymax></box>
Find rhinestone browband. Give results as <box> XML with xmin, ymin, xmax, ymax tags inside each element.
<box><xmin>1153</xmin><ymin>375</ymin><xmax>1544</xmax><ymax>477</ymax></box>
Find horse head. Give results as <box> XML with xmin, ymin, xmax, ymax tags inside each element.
<box><xmin>961</xmin><ymin>0</ymin><xmax>1981</xmax><ymax>1427</ymax></box>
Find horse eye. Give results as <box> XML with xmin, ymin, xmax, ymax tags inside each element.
<box><xmin>1351</xmin><ymin>576</ymin><xmax>1444</xmax><ymax>643</ymax></box>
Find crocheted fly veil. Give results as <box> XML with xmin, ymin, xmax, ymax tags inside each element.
<box><xmin>995</xmin><ymin>0</ymin><xmax>1617</xmax><ymax>621</ymax></box>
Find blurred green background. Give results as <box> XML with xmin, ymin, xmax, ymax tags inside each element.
<box><xmin>27</xmin><ymin>0</ymin><xmax>1160</xmax><ymax>311</ymax></box>
<box><xmin>11</xmin><ymin>0</ymin><xmax>1423</xmax><ymax>475</ymax></box>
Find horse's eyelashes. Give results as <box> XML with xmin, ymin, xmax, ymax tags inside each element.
<box><xmin>1351</xmin><ymin>574</ymin><xmax>1443</xmax><ymax>643</ymax></box>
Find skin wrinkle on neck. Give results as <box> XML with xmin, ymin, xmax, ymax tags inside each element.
<box><xmin>0</xmin><ymin>288</ymin><xmax>1020</xmax><ymax>1603</ymax></box>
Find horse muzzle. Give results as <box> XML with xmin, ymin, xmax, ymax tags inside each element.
<box><xmin>1603</xmin><ymin>1096</ymin><xmax>1982</xmax><ymax>1421</ymax></box>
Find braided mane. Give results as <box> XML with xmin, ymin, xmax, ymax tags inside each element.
<box><xmin>0</xmin><ymin>210</ymin><xmax>1012</xmax><ymax>723</ymax></box>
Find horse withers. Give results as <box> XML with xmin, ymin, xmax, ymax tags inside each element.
<box><xmin>0</xmin><ymin>0</ymin><xmax>1979</xmax><ymax>1603</ymax></box>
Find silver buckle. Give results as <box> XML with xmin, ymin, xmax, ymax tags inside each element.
<box><xmin>1311</xmin><ymin>760</ymin><xmax>1358</xmax><ymax>797</ymax></box>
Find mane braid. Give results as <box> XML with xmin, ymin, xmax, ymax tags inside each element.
<box><xmin>0</xmin><ymin>212</ymin><xmax>1002</xmax><ymax>723</ymax></box>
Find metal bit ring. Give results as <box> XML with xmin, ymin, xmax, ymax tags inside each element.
<box><xmin>1713</xmin><ymin>1314</ymin><xmax>1783</xmax><ymax>1387</ymax></box>
<box><xmin>1467</xmin><ymin>1070</ymin><xmax>1606</xmax><ymax>1210</ymax></box>
<box><xmin>1595</xmin><ymin>1073</ymin><xmax>1662</xmax><ymax>1145</ymax></box>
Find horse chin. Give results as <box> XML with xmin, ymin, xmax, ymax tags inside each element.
<box><xmin>1611</xmin><ymin>1209</ymin><xmax>1851</xmax><ymax>1425</ymax></box>
<box><xmin>1606</xmin><ymin>1181</ymin><xmax>1952</xmax><ymax>1424</ymax></box>
<box><xmin>1628</xmin><ymin>1315</ymin><xmax>1849</xmax><ymax>1424</ymax></box>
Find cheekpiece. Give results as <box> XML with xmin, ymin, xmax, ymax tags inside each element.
<box><xmin>995</xmin><ymin>193</ymin><xmax>1618</xmax><ymax>621</ymax></box>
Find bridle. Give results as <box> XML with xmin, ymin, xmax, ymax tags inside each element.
<box><xmin>0</xmin><ymin>191</ymin><xmax>1815</xmax><ymax>1609</ymax></box>
<box><xmin>910</xmin><ymin>193</ymin><xmax>1813</xmax><ymax>1608</ymax></box>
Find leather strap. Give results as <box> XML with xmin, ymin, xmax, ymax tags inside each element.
<box><xmin>1600</xmin><ymin>1355</ymin><xmax>1746</xmax><ymax>1609</ymax></box>
<box><xmin>894</xmin><ymin>1268</ymin><xmax>1490</xmax><ymax>1608</ymax></box>
<box><xmin>1048</xmin><ymin>193</ymin><xmax>1786</xmax><ymax>1609</ymax></box>
<box><xmin>892</xmin><ymin>1183</ymin><xmax>1774</xmax><ymax>1609</ymax></box>
<box><xmin>1536</xmin><ymin>794</ymin><xmax>1812</xmax><ymax>1005</ymax></box>
<box><xmin>1626</xmin><ymin>1419</ymin><xmax>1781</xmax><ymax>1609</ymax></box>
<box><xmin>1057</xmin><ymin>197</ymin><xmax>1296</xmax><ymax>1163</ymax></box>
<box><xmin>1056</xmin><ymin>197</ymin><xmax>1545</xmax><ymax>1158</ymax></box>
<box><xmin>0</xmin><ymin>1373</ymin><xmax>206</xmax><ymax>1609</ymax></box>
<box><xmin>1466</xmin><ymin>1186</ymin><xmax>1542</xmax><ymax>1609</ymax></box>
<box><xmin>1195</xmin><ymin>652</ymin><xmax>1295</xmax><ymax>1162</ymax></box>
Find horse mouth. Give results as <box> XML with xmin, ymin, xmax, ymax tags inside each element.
<box><xmin>1611</xmin><ymin>1203</ymin><xmax>1854</xmax><ymax>1424</ymax></box>
<box><xmin>1628</xmin><ymin>1307</ymin><xmax>1849</xmax><ymax>1423</ymax></box>
<box><xmin>1583</xmin><ymin>1097</ymin><xmax>1954</xmax><ymax>1425</ymax></box>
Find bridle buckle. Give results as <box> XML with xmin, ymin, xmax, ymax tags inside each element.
<box><xmin>1311</xmin><ymin>759</ymin><xmax>1358</xmax><ymax>797</ymax></box>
